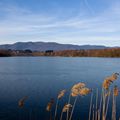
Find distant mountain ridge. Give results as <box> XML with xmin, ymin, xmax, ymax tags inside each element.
<box><xmin>0</xmin><ymin>42</ymin><xmax>109</xmax><ymax>51</ymax></box>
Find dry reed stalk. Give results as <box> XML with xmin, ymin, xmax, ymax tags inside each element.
<box><xmin>18</xmin><ymin>96</ymin><xmax>28</xmax><ymax>120</ymax></box>
<box><xmin>89</xmin><ymin>92</ymin><xmax>93</xmax><ymax>120</ymax></box>
<box><xmin>69</xmin><ymin>83</ymin><xmax>91</xmax><ymax>120</ymax></box>
<box><xmin>112</xmin><ymin>87</ymin><xmax>118</xmax><ymax>120</ymax></box>
<box><xmin>66</xmin><ymin>92</ymin><xmax>71</xmax><ymax>120</ymax></box>
<box><xmin>112</xmin><ymin>91</ymin><xmax>115</xmax><ymax>120</ymax></box>
<box><xmin>105</xmin><ymin>90</ymin><xmax>111</xmax><ymax>119</ymax></box>
<box><xmin>60</xmin><ymin>111</ymin><xmax>63</xmax><ymax>120</ymax></box>
<box><xmin>102</xmin><ymin>90</ymin><xmax>106</xmax><ymax>120</ymax></box>
<box><xmin>97</xmin><ymin>109</ymin><xmax>100</xmax><ymax>120</ymax></box>
<box><xmin>98</xmin><ymin>89</ymin><xmax>103</xmax><ymax>120</ymax></box>
<box><xmin>68</xmin><ymin>83</ymin><xmax>86</xmax><ymax>120</ymax></box>
<box><xmin>95</xmin><ymin>89</ymin><xmax>98</xmax><ymax>120</ymax></box>
<box><xmin>54</xmin><ymin>99</ymin><xmax>59</xmax><ymax>120</ymax></box>
<box><xmin>101</xmin><ymin>73</ymin><xmax>118</xmax><ymax>120</ymax></box>
<box><xmin>46</xmin><ymin>98</ymin><xmax>54</xmax><ymax>120</ymax></box>
<box><xmin>92</xmin><ymin>104</ymin><xmax>95</xmax><ymax>120</ymax></box>
<box><xmin>111</xmin><ymin>85</ymin><xmax>119</xmax><ymax>120</ymax></box>
<box><xmin>50</xmin><ymin>111</ymin><xmax>52</xmax><ymax>120</ymax></box>
<box><xmin>60</xmin><ymin>104</ymin><xmax>72</xmax><ymax>120</ymax></box>
<box><xmin>54</xmin><ymin>90</ymin><xmax>66</xmax><ymax>120</ymax></box>
<box><xmin>69</xmin><ymin>96</ymin><xmax>78</xmax><ymax>120</ymax></box>
<box><xmin>62</xmin><ymin>104</ymin><xmax>72</xmax><ymax>112</ymax></box>
<box><xmin>114</xmin><ymin>96</ymin><xmax>116</xmax><ymax>120</ymax></box>
<box><xmin>70</xmin><ymin>83</ymin><xmax>91</xmax><ymax>120</ymax></box>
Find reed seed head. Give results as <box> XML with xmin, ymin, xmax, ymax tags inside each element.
<box><xmin>46</xmin><ymin>98</ymin><xmax>54</xmax><ymax>111</ymax></box>
<box><xmin>79</xmin><ymin>87</ymin><xmax>91</xmax><ymax>96</ymax></box>
<box><xmin>62</xmin><ymin>104</ymin><xmax>72</xmax><ymax>112</ymax></box>
<box><xmin>71</xmin><ymin>89</ymin><xmax>79</xmax><ymax>97</ymax></box>
<box><xmin>18</xmin><ymin>96</ymin><xmax>28</xmax><ymax>108</ymax></box>
<box><xmin>103</xmin><ymin>73</ymin><xmax>119</xmax><ymax>90</ymax></box>
<box><xmin>71</xmin><ymin>82</ymin><xmax>86</xmax><ymax>91</ymax></box>
<box><xmin>102</xmin><ymin>79</ymin><xmax>112</xmax><ymax>90</ymax></box>
<box><xmin>110</xmin><ymin>73</ymin><xmax>119</xmax><ymax>81</ymax></box>
<box><xmin>113</xmin><ymin>85</ymin><xmax>119</xmax><ymax>96</ymax></box>
<box><xmin>57</xmin><ymin>89</ymin><xmax>66</xmax><ymax>99</ymax></box>
<box><xmin>71</xmin><ymin>82</ymin><xmax>86</xmax><ymax>97</ymax></box>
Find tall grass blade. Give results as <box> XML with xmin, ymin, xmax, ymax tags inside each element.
<box><xmin>105</xmin><ymin>90</ymin><xmax>111</xmax><ymax>119</ymax></box>
<box><xmin>89</xmin><ymin>92</ymin><xmax>93</xmax><ymax>120</ymax></box>
<box><xmin>102</xmin><ymin>90</ymin><xmax>106</xmax><ymax>120</ymax></box>
<box><xmin>54</xmin><ymin>99</ymin><xmax>59</xmax><ymax>120</ymax></box>
<box><xmin>60</xmin><ymin>111</ymin><xmax>63</xmax><ymax>120</ymax></box>
<box><xmin>95</xmin><ymin>89</ymin><xmax>98</xmax><ymax>120</ymax></box>
<box><xmin>98</xmin><ymin>89</ymin><xmax>103</xmax><ymax>120</ymax></box>
<box><xmin>69</xmin><ymin>96</ymin><xmax>78</xmax><ymax>120</ymax></box>
<box><xmin>66</xmin><ymin>93</ymin><xmax>71</xmax><ymax>120</ymax></box>
<box><xmin>92</xmin><ymin>104</ymin><xmax>95</xmax><ymax>120</ymax></box>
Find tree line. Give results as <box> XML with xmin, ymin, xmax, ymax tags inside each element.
<box><xmin>0</xmin><ymin>48</ymin><xmax>120</xmax><ymax>57</ymax></box>
<box><xmin>32</xmin><ymin>48</ymin><xmax>120</xmax><ymax>57</ymax></box>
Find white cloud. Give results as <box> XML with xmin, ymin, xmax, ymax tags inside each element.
<box><xmin>0</xmin><ymin>0</ymin><xmax>120</xmax><ymax>46</ymax></box>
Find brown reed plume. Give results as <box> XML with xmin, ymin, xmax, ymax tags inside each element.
<box><xmin>58</xmin><ymin>90</ymin><xmax>66</xmax><ymax>99</ymax></box>
<box><xmin>60</xmin><ymin>104</ymin><xmax>72</xmax><ymax>120</ymax></box>
<box><xmin>102</xmin><ymin>73</ymin><xmax>119</xmax><ymax>120</ymax></box>
<box><xmin>46</xmin><ymin>98</ymin><xmax>54</xmax><ymax>120</ymax></box>
<box><xmin>66</xmin><ymin>83</ymin><xmax>85</xmax><ymax>120</ymax></box>
<box><xmin>102</xmin><ymin>73</ymin><xmax>119</xmax><ymax>90</ymax></box>
<box><xmin>54</xmin><ymin>90</ymin><xmax>66</xmax><ymax>120</ymax></box>
<box><xmin>46</xmin><ymin>98</ymin><xmax>54</xmax><ymax>112</ymax></box>
<box><xmin>79</xmin><ymin>87</ymin><xmax>91</xmax><ymax>96</ymax></box>
<box><xmin>62</xmin><ymin>104</ymin><xmax>72</xmax><ymax>112</ymax></box>
<box><xmin>113</xmin><ymin>85</ymin><xmax>119</xmax><ymax>96</ymax></box>
<box><xmin>112</xmin><ymin>85</ymin><xmax>119</xmax><ymax>120</ymax></box>
<box><xmin>69</xmin><ymin>83</ymin><xmax>91</xmax><ymax>120</ymax></box>
<box><xmin>18</xmin><ymin>96</ymin><xmax>28</xmax><ymax>108</ymax></box>
<box><xmin>71</xmin><ymin>82</ymin><xmax>86</xmax><ymax>97</ymax></box>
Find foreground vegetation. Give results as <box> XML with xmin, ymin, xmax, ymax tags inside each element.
<box><xmin>0</xmin><ymin>48</ymin><xmax>120</xmax><ymax>57</ymax></box>
<box><xmin>19</xmin><ymin>73</ymin><xmax>120</xmax><ymax>120</ymax></box>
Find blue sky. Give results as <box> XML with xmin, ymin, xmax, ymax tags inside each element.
<box><xmin>0</xmin><ymin>0</ymin><xmax>120</xmax><ymax>46</ymax></box>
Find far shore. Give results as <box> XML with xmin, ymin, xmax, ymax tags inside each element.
<box><xmin>0</xmin><ymin>48</ymin><xmax>120</xmax><ymax>58</ymax></box>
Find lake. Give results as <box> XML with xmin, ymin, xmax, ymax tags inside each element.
<box><xmin>0</xmin><ymin>57</ymin><xmax>120</xmax><ymax>120</ymax></box>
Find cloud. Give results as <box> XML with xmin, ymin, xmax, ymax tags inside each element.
<box><xmin>0</xmin><ymin>0</ymin><xmax>120</xmax><ymax>46</ymax></box>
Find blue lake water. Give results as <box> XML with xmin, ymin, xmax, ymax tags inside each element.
<box><xmin>0</xmin><ymin>57</ymin><xmax>120</xmax><ymax>120</ymax></box>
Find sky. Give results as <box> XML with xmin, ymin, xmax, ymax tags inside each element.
<box><xmin>0</xmin><ymin>0</ymin><xmax>120</xmax><ymax>46</ymax></box>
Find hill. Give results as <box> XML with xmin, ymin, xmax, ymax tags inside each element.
<box><xmin>0</xmin><ymin>42</ymin><xmax>107</xmax><ymax>51</ymax></box>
